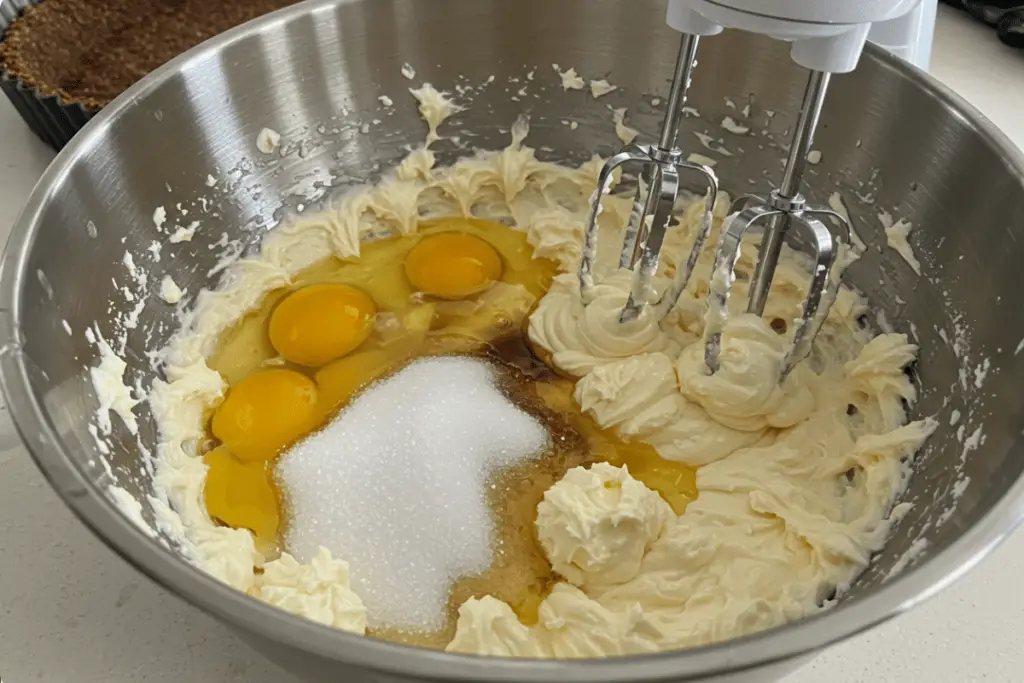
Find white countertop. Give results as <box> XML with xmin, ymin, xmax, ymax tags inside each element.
<box><xmin>2</xmin><ymin>6</ymin><xmax>1023</xmax><ymax>682</ymax></box>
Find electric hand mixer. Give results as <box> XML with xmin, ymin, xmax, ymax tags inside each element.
<box><xmin>580</xmin><ymin>0</ymin><xmax>935</xmax><ymax>376</ymax></box>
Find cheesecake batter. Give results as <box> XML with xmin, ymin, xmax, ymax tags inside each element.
<box><xmin>149</xmin><ymin>83</ymin><xmax>934</xmax><ymax>655</ymax></box>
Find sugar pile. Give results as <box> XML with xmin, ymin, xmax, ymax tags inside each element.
<box><xmin>277</xmin><ymin>356</ymin><xmax>549</xmax><ymax>632</ymax></box>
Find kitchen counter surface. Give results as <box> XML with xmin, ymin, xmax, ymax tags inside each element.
<box><xmin>1</xmin><ymin>6</ymin><xmax>1023</xmax><ymax>682</ymax></box>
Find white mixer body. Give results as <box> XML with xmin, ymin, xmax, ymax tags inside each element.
<box><xmin>668</xmin><ymin>0</ymin><xmax>934</xmax><ymax>72</ymax></box>
<box><xmin>677</xmin><ymin>0</ymin><xmax>923</xmax><ymax>25</ymax></box>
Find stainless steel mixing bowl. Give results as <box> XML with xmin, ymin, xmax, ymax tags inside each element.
<box><xmin>3</xmin><ymin>0</ymin><xmax>1024</xmax><ymax>681</ymax></box>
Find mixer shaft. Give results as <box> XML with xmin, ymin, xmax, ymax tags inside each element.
<box><xmin>621</xmin><ymin>34</ymin><xmax>701</xmax><ymax>271</ymax></box>
<box><xmin>657</xmin><ymin>35</ymin><xmax>700</xmax><ymax>155</ymax></box>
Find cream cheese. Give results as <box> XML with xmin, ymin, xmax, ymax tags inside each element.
<box><xmin>590</xmin><ymin>79</ymin><xmax>617</xmax><ymax>99</ymax></box>
<box><xmin>553</xmin><ymin>64</ymin><xmax>585</xmax><ymax>91</ymax></box>
<box><xmin>91</xmin><ymin>333</ymin><xmax>140</xmax><ymax>436</ymax></box>
<box><xmin>612</xmin><ymin>107</ymin><xmax>638</xmax><ymax>145</ymax></box>
<box><xmin>536</xmin><ymin>463</ymin><xmax>672</xmax><ymax>588</ymax></box>
<box><xmin>256</xmin><ymin>128</ymin><xmax>281</xmax><ymax>155</ymax></box>
<box><xmin>879</xmin><ymin>210</ymin><xmax>922</xmax><ymax>275</ymax></box>
<box><xmin>254</xmin><ymin>548</ymin><xmax>367</xmax><ymax>633</ymax></box>
<box><xmin>528</xmin><ymin>271</ymin><xmax>680</xmax><ymax>376</ymax></box>
<box><xmin>159</xmin><ymin>275</ymin><xmax>184</xmax><ymax>304</ymax></box>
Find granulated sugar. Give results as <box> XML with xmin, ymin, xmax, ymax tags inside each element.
<box><xmin>277</xmin><ymin>356</ymin><xmax>549</xmax><ymax>632</ymax></box>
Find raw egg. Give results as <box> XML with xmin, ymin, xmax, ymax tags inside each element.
<box><xmin>269</xmin><ymin>284</ymin><xmax>377</xmax><ymax>366</ymax></box>
<box><xmin>512</xmin><ymin>586</ymin><xmax>554</xmax><ymax>627</ymax></box>
<box><xmin>210</xmin><ymin>368</ymin><xmax>319</xmax><ymax>462</ymax></box>
<box><xmin>315</xmin><ymin>348</ymin><xmax>406</xmax><ymax>413</ymax></box>
<box><xmin>604</xmin><ymin>441</ymin><xmax>698</xmax><ymax>515</ymax></box>
<box><xmin>404</xmin><ymin>232</ymin><xmax>503</xmax><ymax>299</ymax></box>
<box><xmin>203</xmin><ymin>445</ymin><xmax>281</xmax><ymax>542</ymax></box>
<box><xmin>628</xmin><ymin>460</ymin><xmax>698</xmax><ymax>515</ymax></box>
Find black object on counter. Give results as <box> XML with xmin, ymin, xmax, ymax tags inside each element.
<box><xmin>941</xmin><ymin>0</ymin><xmax>1024</xmax><ymax>48</ymax></box>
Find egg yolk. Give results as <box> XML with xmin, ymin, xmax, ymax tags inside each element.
<box><xmin>269</xmin><ymin>284</ymin><xmax>377</xmax><ymax>366</ymax></box>
<box><xmin>203</xmin><ymin>446</ymin><xmax>281</xmax><ymax>542</ymax></box>
<box><xmin>628</xmin><ymin>460</ymin><xmax>698</xmax><ymax>515</ymax></box>
<box><xmin>210</xmin><ymin>368</ymin><xmax>319</xmax><ymax>462</ymax></box>
<box><xmin>404</xmin><ymin>232</ymin><xmax>503</xmax><ymax>299</ymax></box>
<box><xmin>315</xmin><ymin>348</ymin><xmax>406</xmax><ymax>414</ymax></box>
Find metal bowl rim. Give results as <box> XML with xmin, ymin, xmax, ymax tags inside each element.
<box><xmin>3</xmin><ymin>1</ymin><xmax>1024</xmax><ymax>679</ymax></box>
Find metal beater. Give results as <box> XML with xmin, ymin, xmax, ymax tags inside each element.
<box><xmin>577</xmin><ymin>0</ymin><xmax>932</xmax><ymax>377</ymax></box>
<box><xmin>703</xmin><ymin>70</ymin><xmax>852</xmax><ymax>378</ymax></box>
<box><xmin>577</xmin><ymin>34</ymin><xmax>720</xmax><ymax>325</ymax></box>
<box><xmin>578</xmin><ymin>49</ymin><xmax>850</xmax><ymax>376</ymax></box>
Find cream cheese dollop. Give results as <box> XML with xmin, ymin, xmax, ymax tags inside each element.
<box><xmin>253</xmin><ymin>547</ymin><xmax>367</xmax><ymax>634</ymax></box>
<box><xmin>528</xmin><ymin>271</ymin><xmax>680</xmax><ymax>376</ymax></box>
<box><xmin>574</xmin><ymin>353</ymin><xmax>762</xmax><ymax>467</ymax></box>
<box><xmin>446</xmin><ymin>597</ymin><xmax>547</xmax><ymax>657</ymax></box>
<box><xmin>535</xmin><ymin>584</ymin><xmax>662</xmax><ymax>658</ymax></box>
<box><xmin>523</xmin><ymin>206</ymin><xmax>585</xmax><ymax>271</ymax></box>
<box><xmin>447</xmin><ymin>583</ymin><xmax>663</xmax><ymax>658</ymax></box>
<box><xmin>574</xmin><ymin>352</ymin><xmax>681</xmax><ymax>439</ymax></box>
<box><xmin>536</xmin><ymin>463</ymin><xmax>672</xmax><ymax>587</ymax></box>
<box><xmin>675</xmin><ymin>314</ymin><xmax>816</xmax><ymax>432</ymax></box>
